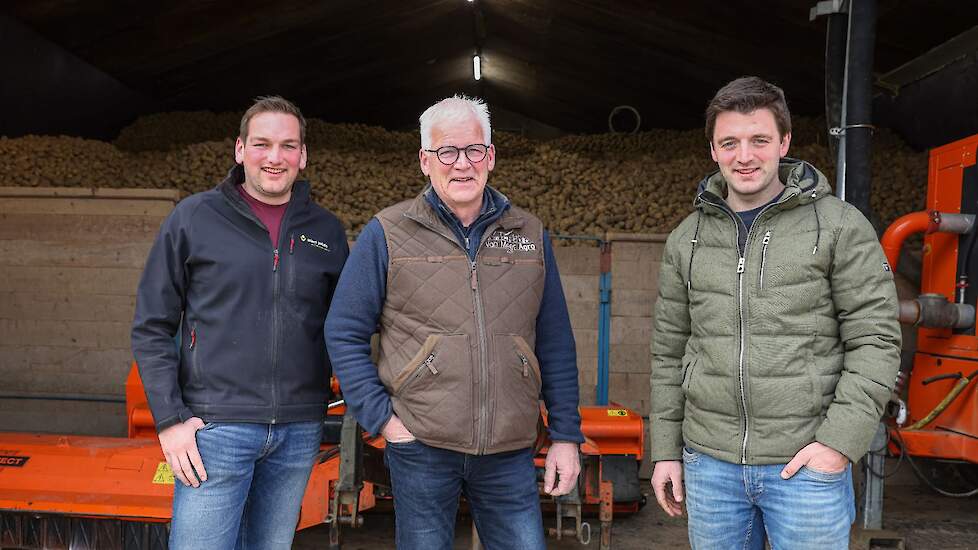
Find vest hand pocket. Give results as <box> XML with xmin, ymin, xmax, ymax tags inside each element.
<box><xmin>390</xmin><ymin>333</ymin><xmax>474</xmax><ymax>448</ymax></box>
<box><xmin>488</xmin><ymin>334</ymin><xmax>543</xmax><ymax>448</ymax></box>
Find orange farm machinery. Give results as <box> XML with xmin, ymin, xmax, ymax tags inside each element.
<box><xmin>880</xmin><ymin>132</ymin><xmax>978</xmax><ymax>495</ymax></box>
<box><xmin>0</xmin><ymin>365</ymin><xmax>645</xmax><ymax>549</ymax></box>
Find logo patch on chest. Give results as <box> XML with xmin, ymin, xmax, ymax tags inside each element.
<box><xmin>484</xmin><ymin>230</ymin><xmax>537</xmax><ymax>253</ymax></box>
<box><xmin>300</xmin><ymin>234</ymin><xmax>330</xmax><ymax>252</ymax></box>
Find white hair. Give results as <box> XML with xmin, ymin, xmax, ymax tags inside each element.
<box><xmin>419</xmin><ymin>94</ymin><xmax>492</xmax><ymax>149</ymax></box>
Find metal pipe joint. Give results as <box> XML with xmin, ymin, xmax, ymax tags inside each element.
<box><xmin>929</xmin><ymin>212</ymin><xmax>975</xmax><ymax>235</ymax></box>
<box><xmin>898</xmin><ymin>293</ymin><xmax>976</xmax><ymax>329</ymax></box>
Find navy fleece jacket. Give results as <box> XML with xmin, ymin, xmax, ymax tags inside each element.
<box><xmin>325</xmin><ymin>187</ymin><xmax>584</xmax><ymax>444</ymax></box>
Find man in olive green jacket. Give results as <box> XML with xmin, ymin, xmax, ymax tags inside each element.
<box><xmin>650</xmin><ymin>77</ymin><xmax>901</xmax><ymax>549</ymax></box>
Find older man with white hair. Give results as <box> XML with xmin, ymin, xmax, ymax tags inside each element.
<box><xmin>326</xmin><ymin>95</ymin><xmax>583</xmax><ymax>550</ymax></box>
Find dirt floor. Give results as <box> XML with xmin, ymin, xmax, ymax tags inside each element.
<box><xmin>293</xmin><ymin>481</ymin><xmax>978</xmax><ymax>549</ymax></box>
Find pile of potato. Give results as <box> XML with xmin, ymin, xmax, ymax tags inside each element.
<box><xmin>1</xmin><ymin>111</ymin><xmax>926</xmax><ymax>236</ymax></box>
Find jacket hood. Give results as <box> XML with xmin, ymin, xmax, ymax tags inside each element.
<box><xmin>695</xmin><ymin>158</ymin><xmax>832</xmax><ymax>210</ymax></box>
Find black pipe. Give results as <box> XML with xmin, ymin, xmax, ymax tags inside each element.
<box><xmin>825</xmin><ymin>12</ymin><xmax>848</xmax><ymax>160</ymax></box>
<box><xmin>844</xmin><ymin>0</ymin><xmax>877</xmax><ymax>218</ymax></box>
<box><xmin>0</xmin><ymin>392</ymin><xmax>125</xmax><ymax>403</ymax></box>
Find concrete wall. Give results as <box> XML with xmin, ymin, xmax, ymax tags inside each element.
<box><xmin>553</xmin><ymin>234</ymin><xmax>667</xmax><ymax>417</ymax></box>
<box><xmin>0</xmin><ymin>196</ymin><xmax>668</xmax><ymax>464</ymax></box>
<box><xmin>552</xmin><ymin>244</ymin><xmax>601</xmax><ymax>406</ymax></box>
<box><xmin>0</xmin><ymin>187</ymin><xmax>179</xmax><ymax>435</ymax></box>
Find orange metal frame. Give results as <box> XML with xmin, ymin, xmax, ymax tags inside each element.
<box><xmin>882</xmin><ymin>133</ymin><xmax>978</xmax><ymax>463</ymax></box>
<box><xmin>1</xmin><ymin>364</ymin><xmax>646</xmax><ymax>527</ymax></box>
<box><xmin>0</xmin><ymin>365</ymin><xmax>377</xmax><ymax>529</ymax></box>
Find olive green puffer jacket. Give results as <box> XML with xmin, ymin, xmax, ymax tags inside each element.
<box><xmin>651</xmin><ymin>159</ymin><xmax>901</xmax><ymax>465</ymax></box>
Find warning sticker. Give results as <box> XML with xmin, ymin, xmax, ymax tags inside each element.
<box><xmin>0</xmin><ymin>455</ymin><xmax>29</xmax><ymax>467</ymax></box>
<box><xmin>153</xmin><ymin>462</ymin><xmax>175</xmax><ymax>485</ymax></box>
<box><xmin>607</xmin><ymin>409</ymin><xmax>628</xmax><ymax>417</ymax></box>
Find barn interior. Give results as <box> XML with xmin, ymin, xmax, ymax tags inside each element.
<box><xmin>1</xmin><ymin>1</ymin><xmax>978</xmax><ymax>548</ymax></box>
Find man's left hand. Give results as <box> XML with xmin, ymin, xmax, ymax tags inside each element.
<box><xmin>780</xmin><ymin>441</ymin><xmax>849</xmax><ymax>479</ymax></box>
<box><xmin>544</xmin><ymin>441</ymin><xmax>581</xmax><ymax>496</ymax></box>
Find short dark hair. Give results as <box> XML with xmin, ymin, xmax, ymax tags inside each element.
<box><xmin>705</xmin><ymin>76</ymin><xmax>791</xmax><ymax>142</ymax></box>
<box><xmin>239</xmin><ymin>95</ymin><xmax>306</xmax><ymax>144</ymax></box>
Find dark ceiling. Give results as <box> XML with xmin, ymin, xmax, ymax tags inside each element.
<box><xmin>5</xmin><ymin>0</ymin><xmax>977</xmax><ymax>133</ymax></box>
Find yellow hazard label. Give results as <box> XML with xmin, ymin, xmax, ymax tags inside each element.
<box><xmin>607</xmin><ymin>409</ymin><xmax>628</xmax><ymax>417</ymax></box>
<box><xmin>153</xmin><ymin>462</ymin><xmax>175</xmax><ymax>485</ymax></box>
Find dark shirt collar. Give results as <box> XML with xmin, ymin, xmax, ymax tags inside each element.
<box><xmin>424</xmin><ymin>186</ymin><xmax>499</xmax><ymax>233</ymax></box>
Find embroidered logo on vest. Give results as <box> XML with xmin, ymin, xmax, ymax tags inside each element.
<box><xmin>484</xmin><ymin>230</ymin><xmax>537</xmax><ymax>253</ymax></box>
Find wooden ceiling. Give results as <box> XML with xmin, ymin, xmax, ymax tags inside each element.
<box><xmin>5</xmin><ymin>0</ymin><xmax>976</xmax><ymax>132</ymax></box>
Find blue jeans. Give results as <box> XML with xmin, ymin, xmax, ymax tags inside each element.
<box><xmin>683</xmin><ymin>446</ymin><xmax>854</xmax><ymax>550</ymax></box>
<box><xmin>384</xmin><ymin>440</ymin><xmax>545</xmax><ymax>550</ymax></box>
<box><xmin>169</xmin><ymin>421</ymin><xmax>322</xmax><ymax>550</ymax></box>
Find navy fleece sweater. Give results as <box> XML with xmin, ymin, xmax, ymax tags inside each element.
<box><xmin>325</xmin><ymin>187</ymin><xmax>584</xmax><ymax>444</ymax></box>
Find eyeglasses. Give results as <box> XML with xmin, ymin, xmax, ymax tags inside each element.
<box><xmin>424</xmin><ymin>144</ymin><xmax>489</xmax><ymax>166</ymax></box>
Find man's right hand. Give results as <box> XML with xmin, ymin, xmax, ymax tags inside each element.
<box><xmin>158</xmin><ymin>417</ymin><xmax>207</xmax><ymax>487</ymax></box>
<box><xmin>381</xmin><ymin>414</ymin><xmax>416</xmax><ymax>443</ymax></box>
<box><xmin>651</xmin><ymin>460</ymin><xmax>685</xmax><ymax>517</ymax></box>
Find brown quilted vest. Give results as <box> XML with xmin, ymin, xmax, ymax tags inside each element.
<box><xmin>375</xmin><ymin>191</ymin><xmax>546</xmax><ymax>454</ymax></box>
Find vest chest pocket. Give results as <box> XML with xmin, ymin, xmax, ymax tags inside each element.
<box><xmin>489</xmin><ymin>334</ymin><xmax>543</xmax><ymax>448</ymax></box>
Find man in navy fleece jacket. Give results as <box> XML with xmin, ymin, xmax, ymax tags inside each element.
<box><xmin>325</xmin><ymin>95</ymin><xmax>583</xmax><ymax>550</ymax></box>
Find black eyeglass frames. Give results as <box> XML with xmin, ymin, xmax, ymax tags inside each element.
<box><xmin>424</xmin><ymin>144</ymin><xmax>489</xmax><ymax>165</ymax></box>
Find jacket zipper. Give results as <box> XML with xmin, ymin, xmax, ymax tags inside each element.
<box><xmin>470</xmin><ymin>258</ymin><xmax>491</xmax><ymax>453</ymax></box>
<box><xmin>270</xmin><ymin>248</ymin><xmax>280</xmax><ymax>423</ymax></box>
<box><xmin>700</xmin><ymin>194</ymin><xmax>781</xmax><ymax>464</ymax></box>
<box><xmin>401</xmin><ymin>353</ymin><xmax>438</xmax><ymax>393</ymax></box>
<box><xmin>421</xmin><ymin>353</ymin><xmax>438</xmax><ymax>374</ymax></box>
<box><xmin>406</xmin><ymin>211</ymin><xmax>499</xmax><ymax>453</ymax></box>
<box><xmin>759</xmin><ymin>231</ymin><xmax>771</xmax><ymax>289</ymax></box>
<box><xmin>415</xmin><ymin>353</ymin><xmax>438</xmax><ymax>381</ymax></box>
<box><xmin>736</xmin><ymin>257</ymin><xmax>749</xmax><ymax>464</ymax></box>
<box><xmin>189</xmin><ymin>323</ymin><xmax>201</xmax><ymax>384</ymax></box>
<box><xmin>224</xmin><ymin>183</ymin><xmax>294</xmax><ymax>425</ymax></box>
<box><xmin>518</xmin><ymin>353</ymin><xmax>531</xmax><ymax>377</ymax></box>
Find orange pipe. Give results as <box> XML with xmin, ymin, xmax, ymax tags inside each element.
<box><xmin>131</xmin><ymin>407</ymin><xmax>155</xmax><ymax>430</ymax></box>
<box><xmin>881</xmin><ymin>211</ymin><xmax>932</xmax><ymax>269</ymax></box>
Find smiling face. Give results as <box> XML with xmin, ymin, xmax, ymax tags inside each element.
<box><xmin>234</xmin><ymin>111</ymin><xmax>307</xmax><ymax>205</ymax></box>
<box><xmin>419</xmin><ymin>114</ymin><xmax>495</xmax><ymax>221</ymax></box>
<box><xmin>710</xmin><ymin>108</ymin><xmax>791</xmax><ymax>211</ymax></box>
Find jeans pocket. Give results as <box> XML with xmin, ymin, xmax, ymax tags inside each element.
<box><xmin>682</xmin><ymin>446</ymin><xmax>701</xmax><ymax>465</ymax></box>
<box><xmin>198</xmin><ymin>421</ymin><xmax>219</xmax><ymax>432</ymax></box>
<box><xmin>799</xmin><ymin>465</ymin><xmax>847</xmax><ymax>482</ymax></box>
<box><xmin>387</xmin><ymin>439</ymin><xmax>421</xmax><ymax>449</ymax></box>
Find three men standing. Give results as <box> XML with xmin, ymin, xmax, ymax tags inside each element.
<box><xmin>130</xmin><ymin>80</ymin><xmax>899</xmax><ymax>550</ymax></box>
<box><xmin>132</xmin><ymin>96</ymin><xmax>348</xmax><ymax>549</ymax></box>
<box><xmin>650</xmin><ymin>77</ymin><xmax>901</xmax><ymax>548</ymax></box>
<box><xmin>326</xmin><ymin>95</ymin><xmax>584</xmax><ymax>550</ymax></box>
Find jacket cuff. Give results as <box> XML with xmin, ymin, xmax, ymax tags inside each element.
<box><xmin>369</xmin><ymin>410</ymin><xmax>394</xmax><ymax>437</ymax></box>
<box><xmin>650</xmin><ymin>449</ymin><xmax>683</xmax><ymax>462</ymax></box>
<box><xmin>548</xmin><ymin>427</ymin><xmax>585</xmax><ymax>444</ymax></box>
<box><xmin>154</xmin><ymin>406</ymin><xmax>196</xmax><ymax>433</ymax></box>
<box><xmin>815</xmin><ymin>418</ymin><xmax>876</xmax><ymax>463</ymax></box>
<box><xmin>362</xmin><ymin>398</ymin><xmax>394</xmax><ymax>436</ymax></box>
<box><xmin>650</xmin><ymin>420</ymin><xmax>684</xmax><ymax>462</ymax></box>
